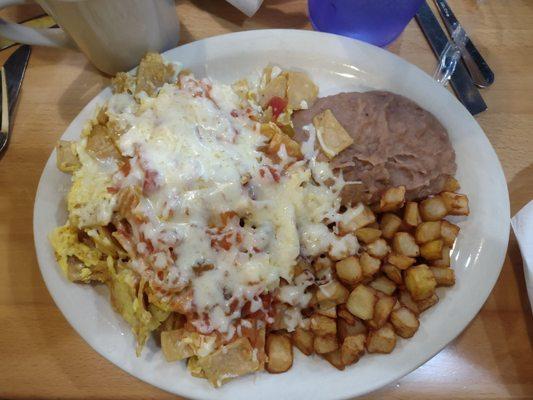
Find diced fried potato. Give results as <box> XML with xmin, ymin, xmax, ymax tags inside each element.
<box><xmin>399</xmin><ymin>290</ymin><xmax>420</xmax><ymax>315</ymax></box>
<box><xmin>355</xmin><ymin>227</ymin><xmax>382</xmax><ymax>244</ymax></box>
<box><xmin>419</xmin><ymin>196</ymin><xmax>448</xmax><ymax>221</ymax></box>
<box><xmin>313</xmin><ymin>256</ymin><xmax>333</xmax><ymax>273</ymax></box>
<box><xmin>337</xmin><ymin>304</ymin><xmax>357</xmax><ymax>325</ymax></box>
<box><xmin>317</xmin><ymin>305</ymin><xmax>337</xmax><ymax>318</ymax></box>
<box><xmin>292</xmin><ymin>327</ymin><xmax>314</xmax><ymax>356</ymax></box>
<box><xmin>341</xmin><ymin>334</ymin><xmax>366</xmax><ymax>366</ymax></box>
<box><xmin>323</xmin><ymin>348</ymin><xmax>345</xmax><ymax>370</ymax></box>
<box><xmin>430</xmin><ymin>267</ymin><xmax>456</xmax><ymax>286</ymax></box>
<box><xmin>404</xmin><ymin>201</ymin><xmax>422</xmax><ymax>227</ymax></box>
<box><xmin>443</xmin><ymin>176</ymin><xmax>460</xmax><ymax>192</ymax></box>
<box><xmin>392</xmin><ymin>232</ymin><xmax>420</xmax><ymax>257</ymax></box>
<box><xmin>382</xmin><ymin>263</ymin><xmax>403</xmax><ymax>285</ymax></box>
<box><xmin>335</xmin><ymin>256</ymin><xmax>363</xmax><ymax>285</ymax></box>
<box><xmin>405</xmin><ymin>264</ymin><xmax>437</xmax><ymax>301</ymax></box>
<box><xmin>286</xmin><ymin>71</ymin><xmax>318</xmax><ymax>110</ymax></box>
<box><xmin>420</xmin><ymin>239</ymin><xmax>444</xmax><ymax>261</ymax></box>
<box><xmin>390</xmin><ymin>307</ymin><xmax>420</xmax><ymax>338</ymax></box>
<box><xmin>369</xmin><ymin>276</ymin><xmax>397</xmax><ymax>296</ymax></box>
<box><xmin>366</xmin><ymin>238</ymin><xmax>391</xmax><ymax>259</ymax></box>
<box><xmin>338</xmin><ymin>318</ymin><xmax>367</xmax><ymax>342</ymax></box>
<box><xmin>431</xmin><ymin>245</ymin><xmax>451</xmax><ymax>268</ymax></box>
<box><xmin>259</xmin><ymin>75</ymin><xmax>287</xmax><ymax>107</ymax></box>
<box><xmin>417</xmin><ymin>293</ymin><xmax>439</xmax><ymax>312</ymax></box>
<box><xmin>380</xmin><ymin>213</ymin><xmax>402</xmax><ymax>240</ymax></box>
<box><xmin>266</xmin><ymin>333</ymin><xmax>293</xmax><ymax>373</ymax></box>
<box><xmin>314</xmin><ymin>335</ymin><xmax>339</xmax><ymax>354</ymax></box>
<box><xmin>441</xmin><ymin>220</ymin><xmax>460</xmax><ymax>247</ymax></box>
<box><xmin>440</xmin><ymin>192</ymin><xmax>470</xmax><ymax>216</ymax></box>
<box><xmin>313</xmin><ymin>109</ymin><xmax>354</xmax><ymax>158</ymax></box>
<box><xmin>379</xmin><ymin>186</ymin><xmax>406</xmax><ymax>212</ymax></box>
<box><xmin>366</xmin><ymin>323</ymin><xmax>396</xmax><ymax>354</ymax></box>
<box><xmin>310</xmin><ymin>314</ymin><xmax>337</xmax><ymax>337</ymax></box>
<box><xmin>415</xmin><ymin>221</ymin><xmax>442</xmax><ymax>244</ymax></box>
<box><xmin>360</xmin><ymin>252</ymin><xmax>381</xmax><ymax>277</ymax></box>
<box><xmin>367</xmin><ymin>295</ymin><xmax>395</xmax><ymax>329</ymax></box>
<box><xmin>316</xmin><ymin>280</ymin><xmax>349</xmax><ymax>306</ymax></box>
<box><xmin>387</xmin><ymin>253</ymin><xmax>415</xmax><ymax>270</ymax></box>
<box><xmin>339</xmin><ymin>206</ymin><xmax>376</xmax><ymax>234</ymax></box>
<box><xmin>346</xmin><ymin>285</ymin><xmax>377</xmax><ymax>320</ymax></box>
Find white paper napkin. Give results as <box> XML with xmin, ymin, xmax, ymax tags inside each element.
<box><xmin>511</xmin><ymin>200</ymin><xmax>533</xmax><ymax>309</ymax></box>
<box><xmin>225</xmin><ymin>0</ymin><xmax>263</xmax><ymax>17</ymax></box>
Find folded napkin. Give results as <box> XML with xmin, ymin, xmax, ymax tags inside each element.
<box><xmin>225</xmin><ymin>0</ymin><xmax>263</xmax><ymax>17</ymax></box>
<box><xmin>511</xmin><ymin>200</ymin><xmax>533</xmax><ymax>309</ymax></box>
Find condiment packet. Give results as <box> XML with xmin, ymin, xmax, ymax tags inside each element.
<box><xmin>511</xmin><ymin>200</ymin><xmax>533</xmax><ymax>310</ymax></box>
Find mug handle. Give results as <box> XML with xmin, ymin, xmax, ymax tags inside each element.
<box><xmin>0</xmin><ymin>0</ymin><xmax>74</xmax><ymax>47</ymax></box>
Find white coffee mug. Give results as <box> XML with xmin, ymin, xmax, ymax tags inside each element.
<box><xmin>0</xmin><ymin>0</ymin><xmax>180</xmax><ymax>75</ymax></box>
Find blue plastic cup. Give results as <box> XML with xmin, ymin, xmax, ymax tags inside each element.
<box><xmin>308</xmin><ymin>0</ymin><xmax>425</xmax><ymax>47</ymax></box>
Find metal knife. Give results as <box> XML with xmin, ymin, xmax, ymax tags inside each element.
<box><xmin>415</xmin><ymin>2</ymin><xmax>487</xmax><ymax>115</ymax></box>
<box><xmin>434</xmin><ymin>0</ymin><xmax>494</xmax><ymax>87</ymax></box>
<box><xmin>0</xmin><ymin>45</ymin><xmax>31</xmax><ymax>155</ymax></box>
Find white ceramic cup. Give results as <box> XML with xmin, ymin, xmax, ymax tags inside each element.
<box><xmin>0</xmin><ymin>0</ymin><xmax>180</xmax><ymax>75</ymax></box>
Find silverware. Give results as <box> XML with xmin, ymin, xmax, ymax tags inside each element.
<box><xmin>415</xmin><ymin>2</ymin><xmax>487</xmax><ymax>116</ymax></box>
<box><xmin>434</xmin><ymin>0</ymin><xmax>494</xmax><ymax>88</ymax></box>
<box><xmin>0</xmin><ymin>45</ymin><xmax>31</xmax><ymax>155</ymax></box>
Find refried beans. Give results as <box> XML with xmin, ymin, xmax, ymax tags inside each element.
<box><xmin>292</xmin><ymin>91</ymin><xmax>457</xmax><ymax>205</ymax></box>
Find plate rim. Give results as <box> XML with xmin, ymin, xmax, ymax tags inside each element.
<box><xmin>33</xmin><ymin>28</ymin><xmax>510</xmax><ymax>400</ymax></box>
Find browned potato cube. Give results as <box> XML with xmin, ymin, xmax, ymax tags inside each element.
<box><xmin>382</xmin><ymin>263</ymin><xmax>403</xmax><ymax>285</ymax></box>
<box><xmin>335</xmin><ymin>256</ymin><xmax>363</xmax><ymax>285</ymax></box>
<box><xmin>323</xmin><ymin>349</ymin><xmax>345</xmax><ymax>370</ymax></box>
<box><xmin>398</xmin><ymin>290</ymin><xmax>420</xmax><ymax>315</ymax></box>
<box><xmin>341</xmin><ymin>334</ymin><xmax>366</xmax><ymax>366</ymax></box>
<box><xmin>380</xmin><ymin>213</ymin><xmax>402</xmax><ymax>240</ymax></box>
<box><xmin>360</xmin><ymin>252</ymin><xmax>381</xmax><ymax>277</ymax></box>
<box><xmin>431</xmin><ymin>245</ymin><xmax>451</xmax><ymax>268</ymax></box>
<box><xmin>441</xmin><ymin>220</ymin><xmax>460</xmax><ymax>246</ymax></box>
<box><xmin>355</xmin><ymin>227</ymin><xmax>382</xmax><ymax>244</ymax></box>
<box><xmin>314</xmin><ymin>335</ymin><xmax>339</xmax><ymax>354</ymax></box>
<box><xmin>313</xmin><ymin>256</ymin><xmax>333</xmax><ymax>273</ymax></box>
<box><xmin>443</xmin><ymin>176</ymin><xmax>460</xmax><ymax>192</ymax></box>
<box><xmin>369</xmin><ymin>276</ymin><xmax>397</xmax><ymax>296</ymax></box>
<box><xmin>266</xmin><ymin>333</ymin><xmax>293</xmax><ymax>373</ymax></box>
<box><xmin>337</xmin><ymin>304</ymin><xmax>357</xmax><ymax>325</ymax></box>
<box><xmin>338</xmin><ymin>318</ymin><xmax>367</xmax><ymax>342</ymax></box>
<box><xmin>387</xmin><ymin>253</ymin><xmax>415</xmax><ymax>270</ymax></box>
<box><xmin>419</xmin><ymin>196</ymin><xmax>448</xmax><ymax>221</ymax></box>
<box><xmin>405</xmin><ymin>264</ymin><xmax>437</xmax><ymax>301</ymax></box>
<box><xmin>346</xmin><ymin>285</ymin><xmax>377</xmax><ymax>320</ymax></box>
<box><xmin>431</xmin><ymin>267</ymin><xmax>456</xmax><ymax>286</ymax></box>
<box><xmin>366</xmin><ymin>238</ymin><xmax>391</xmax><ymax>259</ymax></box>
<box><xmin>339</xmin><ymin>206</ymin><xmax>376</xmax><ymax>234</ymax></box>
<box><xmin>393</xmin><ymin>232</ymin><xmax>420</xmax><ymax>257</ymax></box>
<box><xmin>420</xmin><ymin>239</ymin><xmax>444</xmax><ymax>261</ymax></box>
<box><xmin>368</xmin><ymin>295</ymin><xmax>395</xmax><ymax>329</ymax></box>
<box><xmin>366</xmin><ymin>323</ymin><xmax>396</xmax><ymax>354</ymax></box>
<box><xmin>310</xmin><ymin>314</ymin><xmax>337</xmax><ymax>337</ymax></box>
<box><xmin>317</xmin><ymin>305</ymin><xmax>337</xmax><ymax>318</ymax></box>
<box><xmin>316</xmin><ymin>280</ymin><xmax>349</xmax><ymax>306</ymax></box>
<box><xmin>379</xmin><ymin>186</ymin><xmax>406</xmax><ymax>212</ymax></box>
<box><xmin>292</xmin><ymin>327</ymin><xmax>314</xmax><ymax>356</ymax></box>
<box><xmin>440</xmin><ymin>192</ymin><xmax>469</xmax><ymax>215</ymax></box>
<box><xmin>417</xmin><ymin>293</ymin><xmax>439</xmax><ymax>312</ymax></box>
<box><xmin>390</xmin><ymin>307</ymin><xmax>420</xmax><ymax>338</ymax></box>
<box><xmin>415</xmin><ymin>221</ymin><xmax>442</xmax><ymax>244</ymax></box>
<box><xmin>404</xmin><ymin>201</ymin><xmax>422</xmax><ymax>227</ymax></box>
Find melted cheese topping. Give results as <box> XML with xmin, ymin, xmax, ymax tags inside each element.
<box><xmin>71</xmin><ymin>70</ymin><xmax>360</xmax><ymax>338</ymax></box>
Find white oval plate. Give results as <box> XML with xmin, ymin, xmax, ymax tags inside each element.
<box><xmin>33</xmin><ymin>29</ymin><xmax>509</xmax><ymax>400</ymax></box>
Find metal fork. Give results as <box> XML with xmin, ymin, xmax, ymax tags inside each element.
<box><xmin>0</xmin><ymin>67</ymin><xmax>9</xmax><ymax>153</ymax></box>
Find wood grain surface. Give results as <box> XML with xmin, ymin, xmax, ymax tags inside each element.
<box><xmin>0</xmin><ymin>1</ymin><xmax>532</xmax><ymax>399</ymax></box>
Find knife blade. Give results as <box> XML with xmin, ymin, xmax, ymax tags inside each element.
<box><xmin>434</xmin><ymin>0</ymin><xmax>494</xmax><ymax>87</ymax></box>
<box><xmin>415</xmin><ymin>2</ymin><xmax>487</xmax><ymax>115</ymax></box>
<box><xmin>0</xmin><ymin>45</ymin><xmax>31</xmax><ymax>154</ymax></box>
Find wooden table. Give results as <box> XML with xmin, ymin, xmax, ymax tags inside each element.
<box><xmin>0</xmin><ymin>1</ymin><xmax>532</xmax><ymax>399</ymax></box>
